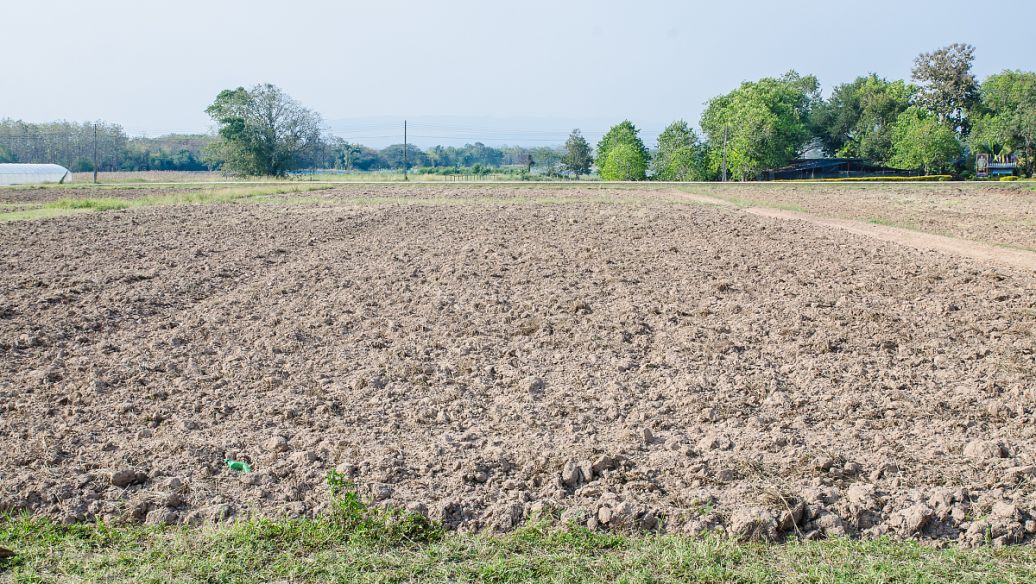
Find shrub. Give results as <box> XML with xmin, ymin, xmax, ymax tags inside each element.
<box><xmin>324</xmin><ymin>470</ymin><xmax>443</xmax><ymax>546</ymax></box>
<box><xmin>777</xmin><ymin>175</ymin><xmax>953</xmax><ymax>183</ymax></box>
<box><xmin>1000</xmin><ymin>175</ymin><xmax>1020</xmax><ymax>181</ymax></box>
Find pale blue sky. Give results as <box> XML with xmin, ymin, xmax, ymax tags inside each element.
<box><xmin>2</xmin><ymin>0</ymin><xmax>1032</xmax><ymax>146</ymax></box>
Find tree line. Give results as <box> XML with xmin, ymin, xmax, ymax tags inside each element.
<box><xmin>3</xmin><ymin>44</ymin><xmax>1032</xmax><ymax>179</ymax></box>
<box><xmin>0</xmin><ymin>114</ymin><xmax>564</xmax><ymax>175</ymax></box>
<box><xmin>593</xmin><ymin>44</ymin><xmax>1034</xmax><ymax>180</ymax></box>
<box><xmin>0</xmin><ymin>120</ymin><xmax>210</xmax><ymax>172</ymax></box>
<box><xmin>198</xmin><ymin>45</ymin><xmax>1034</xmax><ymax>179</ymax></box>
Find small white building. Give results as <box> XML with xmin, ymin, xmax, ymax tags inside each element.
<box><xmin>0</xmin><ymin>163</ymin><xmax>72</xmax><ymax>186</ymax></box>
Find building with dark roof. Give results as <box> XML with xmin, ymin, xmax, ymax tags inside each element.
<box><xmin>760</xmin><ymin>158</ymin><xmax>917</xmax><ymax>181</ymax></box>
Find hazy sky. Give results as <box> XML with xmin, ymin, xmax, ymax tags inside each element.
<box><xmin>3</xmin><ymin>0</ymin><xmax>1032</xmax><ymax>146</ymax></box>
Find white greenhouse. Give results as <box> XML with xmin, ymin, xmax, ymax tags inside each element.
<box><xmin>0</xmin><ymin>163</ymin><xmax>72</xmax><ymax>186</ymax></box>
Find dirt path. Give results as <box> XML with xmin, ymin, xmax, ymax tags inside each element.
<box><xmin>674</xmin><ymin>191</ymin><xmax>1036</xmax><ymax>272</ymax></box>
<box><xmin>746</xmin><ymin>207</ymin><xmax>1036</xmax><ymax>272</ymax></box>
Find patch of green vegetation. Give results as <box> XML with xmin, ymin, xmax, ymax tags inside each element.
<box><xmin>867</xmin><ymin>216</ymin><xmax>897</xmax><ymax>226</ymax></box>
<box><xmin>0</xmin><ymin>184</ymin><xmax>332</xmax><ymax>222</ymax></box>
<box><xmin>259</xmin><ymin>194</ymin><xmax>654</xmax><ymax>208</ymax></box>
<box><xmin>4</xmin><ymin>515</ymin><xmax>1035</xmax><ymax>583</ymax></box>
<box><xmin>866</xmin><ymin>217</ymin><xmax>923</xmax><ymax>231</ymax></box>
<box><xmin>702</xmin><ymin>194</ymin><xmax>808</xmax><ymax>213</ymax></box>
<box><xmin>48</xmin><ymin>197</ymin><xmax>132</xmax><ymax>211</ymax></box>
<box><xmin>3</xmin><ymin>472</ymin><xmax>1035</xmax><ymax>582</ymax></box>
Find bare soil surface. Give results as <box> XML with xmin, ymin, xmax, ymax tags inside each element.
<box><xmin>0</xmin><ymin>187</ymin><xmax>196</xmax><ymax>205</ymax></box>
<box><xmin>2</xmin><ymin>185</ymin><xmax>1036</xmax><ymax>546</ymax></box>
<box><xmin>744</xmin><ymin>207</ymin><xmax>1036</xmax><ymax>273</ymax></box>
<box><xmin>687</xmin><ymin>183</ymin><xmax>1036</xmax><ymax>251</ymax></box>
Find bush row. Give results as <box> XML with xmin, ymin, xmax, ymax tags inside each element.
<box><xmin>777</xmin><ymin>175</ymin><xmax>954</xmax><ymax>183</ymax></box>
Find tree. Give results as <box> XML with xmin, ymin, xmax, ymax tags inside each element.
<box><xmin>600</xmin><ymin>143</ymin><xmax>647</xmax><ymax>180</ymax></box>
<box><xmin>561</xmin><ymin>129</ymin><xmax>593</xmax><ymax>177</ymax></box>
<box><xmin>912</xmin><ymin>43</ymin><xmax>979</xmax><ymax>137</ymax></box>
<box><xmin>531</xmin><ymin>146</ymin><xmax>564</xmax><ymax>177</ymax></box>
<box><xmin>700</xmin><ymin>71</ymin><xmax>819</xmax><ymax>180</ymax></box>
<box><xmin>653</xmin><ymin>120</ymin><xmax>708</xmax><ymax>180</ymax></box>
<box><xmin>0</xmin><ymin>120</ymin><xmax>127</xmax><ymax>170</ymax></box>
<box><xmin>381</xmin><ymin>144</ymin><xmax>426</xmax><ymax>169</ymax></box>
<box><xmin>204</xmin><ymin>84</ymin><xmax>323</xmax><ymax>176</ymax></box>
<box><xmin>661</xmin><ymin>146</ymin><xmax>711</xmax><ymax>181</ymax></box>
<box><xmin>969</xmin><ymin>113</ymin><xmax>1014</xmax><ymax>158</ymax></box>
<box><xmin>810</xmin><ymin>74</ymin><xmax>915</xmax><ymax>163</ymax></box>
<box><xmin>595</xmin><ymin>120</ymin><xmax>649</xmax><ymax>175</ymax></box>
<box><xmin>972</xmin><ymin>70</ymin><xmax>1036</xmax><ymax>176</ymax></box>
<box><xmin>890</xmin><ymin>107</ymin><xmax>961</xmax><ymax>175</ymax></box>
<box><xmin>341</xmin><ymin>144</ymin><xmax>386</xmax><ymax>171</ymax></box>
<box><xmin>500</xmin><ymin>145</ymin><xmax>532</xmax><ymax>166</ymax></box>
<box><xmin>0</xmin><ymin>144</ymin><xmax>15</xmax><ymax>163</ymax></box>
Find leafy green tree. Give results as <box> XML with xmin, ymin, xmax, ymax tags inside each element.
<box><xmin>561</xmin><ymin>129</ymin><xmax>593</xmax><ymax>177</ymax></box>
<box><xmin>969</xmin><ymin>113</ymin><xmax>1014</xmax><ymax>158</ymax></box>
<box><xmin>595</xmin><ymin>120</ymin><xmax>649</xmax><ymax>175</ymax></box>
<box><xmin>810</xmin><ymin>75</ymin><xmax>915</xmax><ymax>163</ymax></box>
<box><xmin>661</xmin><ymin>146</ymin><xmax>711</xmax><ymax>181</ymax></box>
<box><xmin>890</xmin><ymin>107</ymin><xmax>961</xmax><ymax>175</ymax></box>
<box><xmin>425</xmin><ymin>145</ymin><xmax>448</xmax><ymax>167</ymax></box>
<box><xmin>912</xmin><ymin>43</ymin><xmax>979</xmax><ymax>137</ymax></box>
<box><xmin>700</xmin><ymin>71</ymin><xmax>819</xmax><ymax>180</ymax></box>
<box><xmin>342</xmin><ymin>144</ymin><xmax>386</xmax><ymax>171</ymax></box>
<box><xmin>0</xmin><ymin>144</ymin><xmax>15</xmax><ymax>163</ymax></box>
<box><xmin>380</xmin><ymin>144</ymin><xmax>427</xmax><ymax>169</ymax></box>
<box><xmin>600</xmin><ymin>143</ymin><xmax>647</xmax><ymax>180</ymax></box>
<box><xmin>204</xmin><ymin>84</ymin><xmax>323</xmax><ymax>176</ymax></box>
<box><xmin>972</xmin><ymin>70</ymin><xmax>1036</xmax><ymax>176</ymax></box>
<box><xmin>71</xmin><ymin>159</ymin><xmax>95</xmax><ymax>172</ymax></box>
<box><xmin>531</xmin><ymin>146</ymin><xmax>564</xmax><ymax>177</ymax></box>
<box><xmin>653</xmin><ymin>121</ymin><xmax>708</xmax><ymax>180</ymax></box>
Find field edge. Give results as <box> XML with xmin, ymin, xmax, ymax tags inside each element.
<box><xmin>3</xmin><ymin>512</ymin><xmax>1036</xmax><ymax>583</ymax></box>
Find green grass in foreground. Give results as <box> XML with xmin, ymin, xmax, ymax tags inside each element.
<box><xmin>5</xmin><ymin>515</ymin><xmax>1036</xmax><ymax>583</ymax></box>
<box><xmin>0</xmin><ymin>184</ymin><xmax>332</xmax><ymax>222</ymax></box>
<box><xmin>2</xmin><ymin>472</ymin><xmax>1034</xmax><ymax>583</ymax></box>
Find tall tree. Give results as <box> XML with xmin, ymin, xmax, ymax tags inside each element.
<box><xmin>890</xmin><ymin>107</ymin><xmax>961</xmax><ymax>175</ymax></box>
<box><xmin>595</xmin><ymin>120</ymin><xmax>649</xmax><ymax>177</ymax></box>
<box><xmin>600</xmin><ymin>143</ymin><xmax>647</xmax><ymax>181</ymax></box>
<box><xmin>204</xmin><ymin>84</ymin><xmax>324</xmax><ymax>176</ymax></box>
<box><xmin>971</xmin><ymin>70</ymin><xmax>1036</xmax><ymax>176</ymax></box>
<box><xmin>912</xmin><ymin>43</ymin><xmax>979</xmax><ymax>137</ymax></box>
<box><xmin>810</xmin><ymin>75</ymin><xmax>915</xmax><ymax>163</ymax></box>
<box><xmin>969</xmin><ymin>113</ymin><xmax>1014</xmax><ymax>159</ymax></box>
<box><xmin>561</xmin><ymin>129</ymin><xmax>593</xmax><ymax>177</ymax></box>
<box><xmin>700</xmin><ymin>71</ymin><xmax>819</xmax><ymax>180</ymax></box>
<box><xmin>653</xmin><ymin>120</ymin><xmax>708</xmax><ymax>181</ymax></box>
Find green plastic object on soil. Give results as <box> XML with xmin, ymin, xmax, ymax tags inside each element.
<box><xmin>226</xmin><ymin>459</ymin><xmax>252</xmax><ymax>473</ymax></box>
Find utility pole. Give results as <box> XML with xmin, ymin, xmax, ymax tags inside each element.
<box><xmin>403</xmin><ymin>120</ymin><xmax>408</xmax><ymax>181</ymax></box>
<box><xmin>93</xmin><ymin>123</ymin><xmax>99</xmax><ymax>184</ymax></box>
<box><xmin>721</xmin><ymin>125</ymin><xmax>728</xmax><ymax>183</ymax></box>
